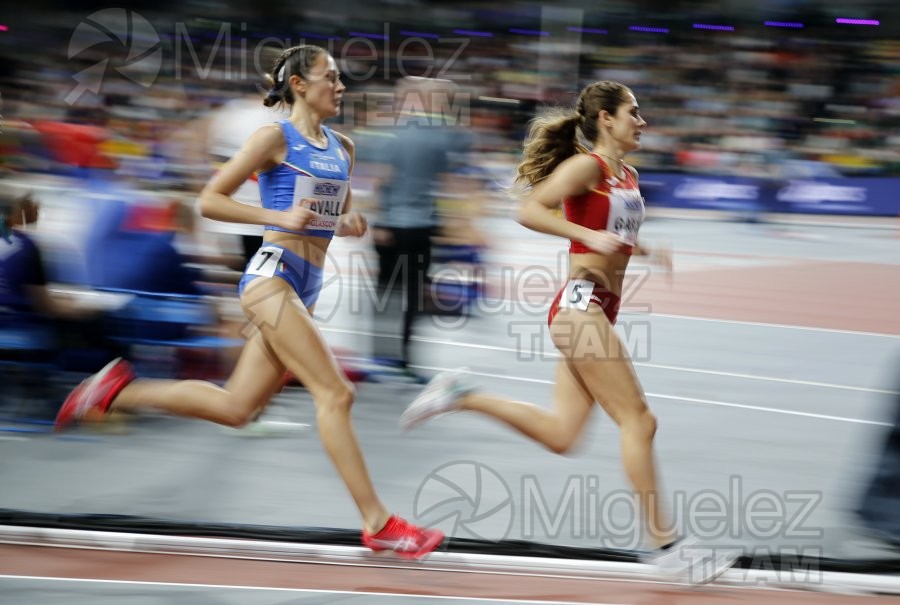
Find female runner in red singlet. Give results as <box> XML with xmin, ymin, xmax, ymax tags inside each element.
<box><xmin>402</xmin><ymin>81</ymin><xmax>737</xmax><ymax>583</ymax></box>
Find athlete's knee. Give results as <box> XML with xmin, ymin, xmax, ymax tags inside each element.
<box><xmin>547</xmin><ymin>432</ymin><xmax>580</xmax><ymax>456</ymax></box>
<box><xmin>220</xmin><ymin>408</ymin><xmax>254</xmax><ymax>428</ymax></box>
<box><xmin>314</xmin><ymin>380</ymin><xmax>356</xmax><ymax>416</ymax></box>
<box><xmin>220</xmin><ymin>396</ymin><xmax>266</xmax><ymax>428</ymax></box>
<box><xmin>545</xmin><ymin>421</ymin><xmax>582</xmax><ymax>455</ymax></box>
<box><xmin>621</xmin><ymin>409</ymin><xmax>657</xmax><ymax>441</ymax></box>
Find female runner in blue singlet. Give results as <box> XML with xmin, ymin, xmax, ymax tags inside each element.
<box><xmin>54</xmin><ymin>45</ymin><xmax>444</xmax><ymax>559</ymax></box>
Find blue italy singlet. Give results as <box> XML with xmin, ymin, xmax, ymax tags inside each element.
<box><xmin>257</xmin><ymin>120</ymin><xmax>351</xmax><ymax>239</ymax></box>
<box><xmin>238</xmin><ymin>120</ymin><xmax>351</xmax><ymax>309</ymax></box>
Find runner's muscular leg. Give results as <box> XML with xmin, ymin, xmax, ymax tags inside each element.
<box><xmin>244</xmin><ymin>277</ymin><xmax>390</xmax><ymax>533</ymax></box>
<box><xmin>107</xmin><ymin>322</ymin><xmax>285</xmax><ymax>426</ymax></box>
<box><xmin>459</xmin><ymin>359</ymin><xmax>594</xmax><ymax>454</ymax></box>
<box><xmin>553</xmin><ymin>306</ymin><xmax>673</xmax><ymax>547</ymax></box>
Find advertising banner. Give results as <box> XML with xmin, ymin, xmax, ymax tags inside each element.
<box><xmin>640</xmin><ymin>173</ymin><xmax>899</xmax><ymax>217</ymax></box>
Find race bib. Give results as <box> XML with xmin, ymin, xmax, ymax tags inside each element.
<box><xmin>607</xmin><ymin>189</ymin><xmax>645</xmax><ymax>245</ymax></box>
<box><xmin>559</xmin><ymin>279</ymin><xmax>594</xmax><ymax>311</ymax></box>
<box><xmin>246</xmin><ymin>246</ymin><xmax>283</xmax><ymax>278</ymax></box>
<box><xmin>292</xmin><ymin>176</ymin><xmax>348</xmax><ymax>232</ymax></box>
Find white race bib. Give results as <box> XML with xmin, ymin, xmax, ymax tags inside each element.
<box><xmin>246</xmin><ymin>246</ymin><xmax>283</xmax><ymax>278</ymax></box>
<box><xmin>559</xmin><ymin>279</ymin><xmax>594</xmax><ymax>311</ymax></box>
<box><xmin>606</xmin><ymin>189</ymin><xmax>645</xmax><ymax>245</ymax></box>
<box><xmin>292</xmin><ymin>176</ymin><xmax>348</xmax><ymax>232</ymax></box>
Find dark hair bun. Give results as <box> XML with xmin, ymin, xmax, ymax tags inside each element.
<box><xmin>263</xmin><ymin>88</ymin><xmax>281</xmax><ymax>107</ymax></box>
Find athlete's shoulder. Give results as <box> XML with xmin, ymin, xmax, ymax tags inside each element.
<box><xmin>251</xmin><ymin>121</ymin><xmax>286</xmax><ymax>139</ymax></box>
<box><xmin>570</xmin><ymin>152</ymin><xmax>603</xmax><ymax>169</ymax></box>
<box><xmin>330</xmin><ymin>128</ymin><xmax>355</xmax><ymax>155</ymax></box>
<box><xmin>329</xmin><ymin>128</ymin><xmax>356</xmax><ymax>169</ymax></box>
<box><xmin>559</xmin><ymin>152</ymin><xmax>605</xmax><ymax>183</ymax></box>
<box><xmin>624</xmin><ymin>164</ymin><xmax>639</xmax><ymax>183</ymax></box>
<box><xmin>245</xmin><ymin>122</ymin><xmax>287</xmax><ymax>152</ymax></box>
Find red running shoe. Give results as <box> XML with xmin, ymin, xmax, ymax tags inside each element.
<box><xmin>361</xmin><ymin>515</ymin><xmax>444</xmax><ymax>560</ymax></box>
<box><xmin>54</xmin><ymin>358</ymin><xmax>135</xmax><ymax>432</ymax></box>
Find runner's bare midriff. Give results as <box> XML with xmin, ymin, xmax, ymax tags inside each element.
<box><xmin>262</xmin><ymin>231</ymin><xmax>330</xmax><ymax>267</ymax></box>
<box><xmin>569</xmin><ymin>250</ymin><xmax>631</xmax><ymax>297</ymax></box>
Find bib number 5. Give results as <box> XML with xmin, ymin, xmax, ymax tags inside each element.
<box><xmin>560</xmin><ymin>279</ymin><xmax>593</xmax><ymax>311</ymax></box>
<box><xmin>246</xmin><ymin>246</ymin><xmax>283</xmax><ymax>278</ymax></box>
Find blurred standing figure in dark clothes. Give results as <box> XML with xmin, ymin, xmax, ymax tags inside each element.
<box><xmin>0</xmin><ymin>185</ymin><xmax>110</xmax><ymax>378</ymax></box>
<box><xmin>371</xmin><ymin>78</ymin><xmax>471</xmax><ymax>371</ymax></box>
<box><xmin>857</xmin><ymin>362</ymin><xmax>900</xmax><ymax>550</ymax></box>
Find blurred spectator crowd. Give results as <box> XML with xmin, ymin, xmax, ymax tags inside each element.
<box><xmin>0</xmin><ymin>1</ymin><xmax>897</xmax><ymax>190</ymax></box>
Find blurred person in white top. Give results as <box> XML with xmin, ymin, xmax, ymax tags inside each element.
<box><xmin>203</xmin><ymin>95</ymin><xmax>288</xmax><ymax>263</ymax></box>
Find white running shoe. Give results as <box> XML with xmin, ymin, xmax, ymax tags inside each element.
<box><xmin>400</xmin><ymin>368</ymin><xmax>474</xmax><ymax>431</ymax></box>
<box><xmin>645</xmin><ymin>536</ymin><xmax>740</xmax><ymax>585</ymax></box>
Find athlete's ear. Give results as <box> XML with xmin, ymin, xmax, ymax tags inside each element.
<box><xmin>289</xmin><ymin>74</ymin><xmax>306</xmax><ymax>95</ymax></box>
<box><xmin>598</xmin><ymin>109</ymin><xmax>614</xmax><ymax>128</ymax></box>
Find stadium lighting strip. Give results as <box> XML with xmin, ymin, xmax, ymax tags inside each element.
<box><xmin>835</xmin><ymin>18</ymin><xmax>880</xmax><ymax>26</ymax></box>
<box><xmin>348</xmin><ymin>31</ymin><xmax>388</xmax><ymax>40</ymax></box>
<box><xmin>298</xmin><ymin>18</ymin><xmax>879</xmax><ymax>42</ymax></box>
<box><xmin>508</xmin><ymin>28</ymin><xmax>549</xmax><ymax>36</ymax></box>
<box><xmin>628</xmin><ymin>26</ymin><xmax>670</xmax><ymax>33</ymax></box>
<box><xmin>0</xmin><ymin>525</ymin><xmax>899</xmax><ymax>595</ymax></box>
<box><xmin>400</xmin><ymin>30</ymin><xmax>441</xmax><ymax>39</ymax></box>
<box><xmin>693</xmin><ymin>24</ymin><xmax>735</xmax><ymax>31</ymax></box>
<box><xmin>299</xmin><ymin>31</ymin><xmax>337</xmax><ymax>40</ymax></box>
<box><xmin>452</xmin><ymin>29</ymin><xmax>494</xmax><ymax>37</ymax></box>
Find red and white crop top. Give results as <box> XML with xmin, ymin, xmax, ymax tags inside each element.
<box><xmin>563</xmin><ymin>153</ymin><xmax>646</xmax><ymax>255</ymax></box>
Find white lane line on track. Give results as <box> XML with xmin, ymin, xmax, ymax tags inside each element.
<box><xmin>626</xmin><ymin>362</ymin><xmax>896</xmax><ymax>395</ymax></box>
<box><xmin>407</xmin><ymin>365</ymin><xmax>892</xmax><ymax>428</ymax></box>
<box><xmin>0</xmin><ymin>575</ymin><xmax>630</xmax><ymax>604</ymax></box>
<box><xmin>322</xmin><ymin>327</ymin><xmax>898</xmax><ymax>395</ymax></box>
<box><xmin>637</xmin><ymin>313</ymin><xmax>900</xmax><ymax>339</ymax></box>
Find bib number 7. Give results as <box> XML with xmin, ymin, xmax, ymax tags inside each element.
<box><xmin>560</xmin><ymin>279</ymin><xmax>593</xmax><ymax>311</ymax></box>
<box><xmin>246</xmin><ymin>246</ymin><xmax>283</xmax><ymax>278</ymax></box>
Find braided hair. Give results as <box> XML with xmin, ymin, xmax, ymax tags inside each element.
<box><xmin>263</xmin><ymin>45</ymin><xmax>329</xmax><ymax>108</ymax></box>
